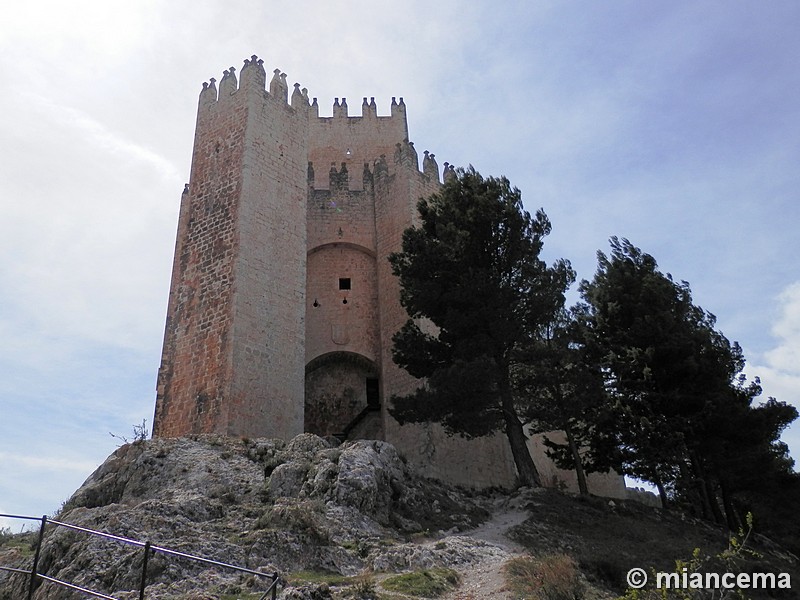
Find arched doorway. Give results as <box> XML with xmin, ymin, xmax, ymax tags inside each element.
<box><xmin>304</xmin><ymin>351</ymin><xmax>382</xmax><ymax>439</ymax></box>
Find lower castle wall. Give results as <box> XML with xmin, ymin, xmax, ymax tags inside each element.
<box><xmin>386</xmin><ymin>422</ymin><xmax>628</xmax><ymax>496</ymax></box>
<box><xmin>388</xmin><ymin>422</ymin><xmax>518</xmax><ymax>489</ymax></box>
<box><xmin>527</xmin><ymin>431</ymin><xmax>627</xmax><ymax>498</ymax></box>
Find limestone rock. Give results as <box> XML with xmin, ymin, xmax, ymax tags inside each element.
<box><xmin>0</xmin><ymin>434</ymin><xmax>487</xmax><ymax>600</ymax></box>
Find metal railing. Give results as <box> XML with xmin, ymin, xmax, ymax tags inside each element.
<box><xmin>0</xmin><ymin>513</ymin><xmax>280</xmax><ymax>599</ymax></box>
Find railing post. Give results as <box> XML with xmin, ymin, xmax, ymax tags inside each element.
<box><xmin>138</xmin><ymin>541</ymin><xmax>151</xmax><ymax>600</ymax></box>
<box><xmin>27</xmin><ymin>515</ymin><xmax>47</xmax><ymax>600</ymax></box>
<box><xmin>272</xmin><ymin>574</ymin><xmax>278</xmax><ymax>600</ymax></box>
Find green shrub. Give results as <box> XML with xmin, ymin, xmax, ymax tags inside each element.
<box><xmin>618</xmin><ymin>515</ymin><xmax>766</xmax><ymax>600</ymax></box>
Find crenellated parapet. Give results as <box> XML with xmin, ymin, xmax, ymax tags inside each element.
<box><xmin>240</xmin><ymin>55</ymin><xmax>266</xmax><ymax>91</ymax></box>
<box><xmin>307</xmin><ymin>139</ymin><xmax>446</xmax><ymax>192</ymax></box>
<box><xmin>422</xmin><ymin>151</ymin><xmax>438</xmax><ymax>180</ymax></box>
<box><xmin>311</xmin><ymin>96</ymin><xmax>405</xmax><ymax>120</ymax></box>
<box><xmin>292</xmin><ymin>83</ymin><xmax>310</xmax><ymax>110</ymax></box>
<box><xmin>391</xmin><ymin>96</ymin><xmax>406</xmax><ymax>119</ymax></box>
<box><xmin>362</xmin><ymin>162</ymin><xmax>374</xmax><ymax>191</ymax></box>
<box><xmin>442</xmin><ymin>162</ymin><xmax>457</xmax><ymax>183</ymax></box>
<box><xmin>192</xmin><ymin>56</ymin><xmax>447</xmax><ymax>188</ymax></box>
<box><xmin>270</xmin><ymin>68</ymin><xmax>288</xmax><ymax>102</ymax></box>
<box><xmin>218</xmin><ymin>66</ymin><xmax>238</xmax><ymax>101</ymax></box>
<box><xmin>332</xmin><ymin>98</ymin><xmax>348</xmax><ymax>119</ymax></box>
<box><xmin>362</xmin><ymin>97</ymin><xmax>378</xmax><ymax>119</ymax></box>
<box><xmin>199</xmin><ymin>78</ymin><xmax>217</xmax><ymax>109</ymax></box>
<box><xmin>394</xmin><ymin>138</ymin><xmax>419</xmax><ymax>170</ymax></box>
<box><xmin>196</xmin><ymin>55</ymin><xmax>310</xmax><ymax>116</ymax></box>
<box><xmin>329</xmin><ymin>162</ymin><xmax>349</xmax><ymax>192</ymax></box>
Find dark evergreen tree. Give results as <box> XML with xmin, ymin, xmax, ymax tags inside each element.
<box><xmin>577</xmin><ymin>238</ymin><xmax>697</xmax><ymax>505</ymax></box>
<box><xmin>513</xmin><ymin>308</ymin><xmax>609</xmax><ymax>495</ymax></box>
<box><xmin>578</xmin><ymin>237</ymin><xmax>797</xmax><ymax>525</ymax></box>
<box><xmin>388</xmin><ymin>167</ymin><xmax>574</xmax><ymax>487</ymax></box>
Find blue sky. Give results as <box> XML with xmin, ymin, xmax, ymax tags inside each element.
<box><xmin>1</xmin><ymin>1</ymin><xmax>799</xmax><ymax>526</ymax></box>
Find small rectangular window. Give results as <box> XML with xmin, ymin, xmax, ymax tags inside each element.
<box><xmin>339</xmin><ymin>277</ymin><xmax>351</xmax><ymax>290</ymax></box>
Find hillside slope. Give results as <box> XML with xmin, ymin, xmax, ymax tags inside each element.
<box><xmin>0</xmin><ymin>434</ymin><xmax>797</xmax><ymax>599</ymax></box>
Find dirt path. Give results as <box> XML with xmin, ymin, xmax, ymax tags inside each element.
<box><xmin>441</xmin><ymin>498</ymin><xmax>529</xmax><ymax>599</ymax></box>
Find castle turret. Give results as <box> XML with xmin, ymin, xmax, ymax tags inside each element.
<box><xmin>154</xmin><ymin>55</ymin><xmax>308</xmax><ymax>438</ymax></box>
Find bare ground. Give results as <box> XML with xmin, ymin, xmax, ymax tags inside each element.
<box><xmin>440</xmin><ymin>495</ymin><xmax>528</xmax><ymax>600</ymax></box>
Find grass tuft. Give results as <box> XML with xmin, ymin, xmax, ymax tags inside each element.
<box><xmin>504</xmin><ymin>554</ymin><xmax>585</xmax><ymax>600</ymax></box>
<box><xmin>381</xmin><ymin>567</ymin><xmax>459</xmax><ymax>598</ymax></box>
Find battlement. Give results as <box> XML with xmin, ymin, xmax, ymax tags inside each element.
<box><xmin>198</xmin><ymin>55</ymin><xmax>312</xmax><ymax>112</ymax></box>
<box><xmin>307</xmin><ymin>92</ymin><xmax>411</xmax><ymax>189</ymax></box>
<box><xmin>193</xmin><ymin>55</ymin><xmax>442</xmax><ymax>189</ymax></box>
<box><xmin>198</xmin><ymin>55</ymin><xmax>409</xmax><ymax>126</ymax></box>
<box><xmin>310</xmin><ymin>95</ymin><xmax>406</xmax><ymax>120</ymax></box>
<box><xmin>308</xmin><ymin>136</ymin><xmax>442</xmax><ymax>192</ymax></box>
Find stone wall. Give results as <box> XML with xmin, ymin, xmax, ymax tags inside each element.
<box><xmin>304</xmin><ymin>354</ymin><xmax>377</xmax><ymax>436</ymax></box>
<box><xmin>305</xmin><ymin>245</ymin><xmax>380</xmax><ymax>365</ymax></box>
<box><xmin>528</xmin><ymin>432</ymin><xmax>627</xmax><ymax>498</ymax></box>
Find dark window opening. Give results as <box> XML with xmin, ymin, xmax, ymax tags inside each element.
<box><xmin>339</xmin><ymin>277</ymin><xmax>351</xmax><ymax>290</ymax></box>
<box><xmin>366</xmin><ymin>378</ymin><xmax>380</xmax><ymax>410</ymax></box>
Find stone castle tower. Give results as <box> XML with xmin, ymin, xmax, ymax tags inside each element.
<box><xmin>153</xmin><ymin>54</ymin><xmax>442</xmax><ymax>443</ymax></box>
<box><xmin>153</xmin><ymin>55</ymin><xmax>626</xmax><ymax>495</ymax></box>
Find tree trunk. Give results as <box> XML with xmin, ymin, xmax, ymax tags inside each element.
<box><xmin>500</xmin><ymin>377</ymin><xmax>542</xmax><ymax>487</ymax></box>
<box><xmin>703</xmin><ymin>478</ymin><xmax>725</xmax><ymax>525</ymax></box>
<box><xmin>564</xmin><ymin>423</ymin><xmax>589</xmax><ymax>495</ymax></box>
<box><xmin>688</xmin><ymin>448</ymin><xmax>724</xmax><ymax>524</ymax></box>
<box><xmin>719</xmin><ymin>479</ymin><xmax>742</xmax><ymax>532</ymax></box>
<box><xmin>683</xmin><ymin>459</ymin><xmax>711</xmax><ymax>520</ymax></box>
<box><xmin>654</xmin><ymin>474</ymin><xmax>669</xmax><ymax>509</ymax></box>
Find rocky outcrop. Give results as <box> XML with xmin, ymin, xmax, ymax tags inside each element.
<box><xmin>0</xmin><ymin>434</ymin><xmax>489</xmax><ymax>599</ymax></box>
<box><xmin>5</xmin><ymin>435</ymin><xmax>797</xmax><ymax>599</ymax></box>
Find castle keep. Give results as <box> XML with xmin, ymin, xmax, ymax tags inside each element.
<box><xmin>153</xmin><ymin>55</ymin><xmax>625</xmax><ymax>494</ymax></box>
<box><xmin>153</xmin><ymin>54</ymin><xmax>440</xmax><ymax>443</ymax></box>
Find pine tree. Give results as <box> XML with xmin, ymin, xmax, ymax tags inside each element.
<box><xmin>388</xmin><ymin>167</ymin><xmax>574</xmax><ymax>487</ymax></box>
<box><xmin>578</xmin><ymin>237</ymin><xmax>797</xmax><ymax>521</ymax></box>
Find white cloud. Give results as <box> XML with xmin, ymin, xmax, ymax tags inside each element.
<box><xmin>0</xmin><ymin>0</ymin><xmax>159</xmax><ymax>71</ymax></box>
<box><xmin>749</xmin><ymin>282</ymin><xmax>800</xmax><ymax>394</ymax></box>
<box><xmin>23</xmin><ymin>93</ymin><xmax>181</xmax><ymax>182</ymax></box>
<box><xmin>763</xmin><ymin>283</ymin><xmax>800</xmax><ymax>374</ymax></box>
<box><xmin>746</xmin><ymin>282</ymin><xmax>800</xmax><ymax>461</ymax></box>
<box><xmin>0</xmin><ymin>87</ymin><xmax>178</xmax><ymax>355</ymax></box>
<box><xmin>0</xmin><ymin>452</ymin><xmax>97</xmax><ymax>475</ymax></box>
